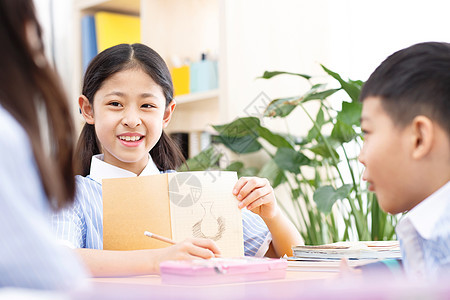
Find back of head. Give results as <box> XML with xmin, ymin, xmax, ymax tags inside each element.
<box><xmin>360</xmin><ymin>42</ymin><xmax>450</xmax><ymax>137</ymax></box>
<box><xmin>0</xmin><ymin>0</ymin><xmax>76</xmax><ymax>209</ymax></box>
<box><xmin>77</xmin><ymin>43</ymin><xmax>185</xmax><ymax>175</ymax></box>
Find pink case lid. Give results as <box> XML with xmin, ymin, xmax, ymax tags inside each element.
<box><xmin>160</xmin><ymin>257</ymin><xmax>287</xmax><ymax>276</ymax></box>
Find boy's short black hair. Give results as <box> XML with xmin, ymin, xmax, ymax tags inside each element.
<box><xmin>360</xmin><ymin>42</ymin><xmax>450</xmax><ymax>137</ymax></box>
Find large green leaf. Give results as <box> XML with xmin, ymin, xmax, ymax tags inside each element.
<box><xmin>264</xmin><ymin>97</ymin><xmax>300</xmax><ymax>118</ymax></box>
<box><xmin>213</xmin><ymin>117</ymin><xmax>260</xmax><ymax>138</ymax></box>
<box><xmin>224</xmin><ymin>160</ymin><xmax>259</xmax><ymax>177</ymax></box>
<box><xmin>224</xmin><ymin>161</ymin><xmax>244</xmax><ymax>172</ymax></box>
<box><xmin>331</xmin><ymin>119</ymin><xmax>357</xmax><ymax>143</ymax></box>
<box><xmin>214</xmin><ymin>134</ymin><xmax>262</xmax><ymax>154</ymax></box>
<box><xmin>259</xmin><ymin>70</ymin><xmax>311</xmax><ymax>80</ymax></box>
<box><xmin>303</xmin><ymin>88</ymin><xmax>340</xmax><ymax>102</ymax></box>
<box><xmin>258</xmin><ymin>159</ymin><xmax>286</xmax><ymax>188</ymax></box>
<box><xmin>321</xmin><ymin>65</ymin><xmax>361</xmax><ymax>102</ymax></box>
<box><xmin>178</xmin><ymin>146</ymin><xmax>221</xmax><ymax>171</ymax></box>
<box><xmin>273</xmin><ymin>147</ymin><xmax>311</xmax><ymax>174</ymax></box>
<box><xmin>313</xmin><ymin>184</ymin><xmax>353</xmax><ymax>214</ymax></box>
<box><xmin>258</xmin><ymin>126</ymin><xmax>294</xmax><ymax>149</ymax></box>
<box><xmin>238</xmin><ymin>166</ymin><xmax>259</xmax><ymax>177</ymax></box>
<box><xmin>308</xmin><ymin>143</ymin><xmax>340</xmax><ymax>160</ymax></box>
<box><xmin>337</xmin><ymin>101</ymin><xmax>362</xmax><ymax>126</ymax></box>
<box><xmin>213</xmin><ymin>116</ymin><xmax>294</xmax><ymax>150</ymax></box>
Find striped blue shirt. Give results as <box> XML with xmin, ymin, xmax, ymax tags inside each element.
<box><xmin>396</xmin><ymin>181</ymin><xmax>450</xmax><ymax>280</ymax></box>
<box><xmin>0</xmin><ymin>105</ymin><xmax>88</xmax><ymax>290</ymax></box>
<box><xmin>52</xmin><ymin>154</ymin><xmax>271</xmax><ymax>257</ymax></box>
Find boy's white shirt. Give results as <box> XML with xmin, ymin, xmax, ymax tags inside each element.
<box><xmin>396</xmin><ymin>180</ymin><xmax>450</xmax><ymax>279</ymax></box>
<box><xmin>399</xmin><ymin>181</ymin><xmax>450</xmax><ymax>240</ymax></box>
<box><xmin>89</xmin><ymin>153</ymin><xmax>160</xmax><ymax>184</ymax></box>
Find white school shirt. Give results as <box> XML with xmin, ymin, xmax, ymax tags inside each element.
<box><xmin>396</xmin><ymin>181</ymin><xmax>450</xmax><ymax>280</ymax></box>
<box><xmin>0</xmin><ymin>105</ymin><xmax>88</xmax><ymax>290</ymax></box>
<box><xmin>52</xmin><ymin>154</ymin><xmax>271</xmax><ymax>256</ymax></box>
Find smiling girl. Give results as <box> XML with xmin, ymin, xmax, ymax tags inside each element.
<box><xmin>52</xmin><ymin>43</ymin><xmax>302</xmax><ymax>276</ymax></box>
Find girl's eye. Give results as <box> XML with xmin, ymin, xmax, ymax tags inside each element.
<box><xmin>109</xmin><ymin>101</ymin><xmax>122</xmax><ymax>107</ymax></box>
<box><xmin>141</xmin><ymin>104</ymin><xmax>156</xmax><ymax>108</ymax></box>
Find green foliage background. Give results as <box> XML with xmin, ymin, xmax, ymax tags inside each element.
<box><xmin>179</xmin><ymin>66</ymin><xmax>398</xmax><ymax>245</ymax></box>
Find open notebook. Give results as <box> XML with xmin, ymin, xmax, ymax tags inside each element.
<box><xmin>102</xmin><ymin>171</ymin><xmax>244</xmax><ymax>257</ymax></box>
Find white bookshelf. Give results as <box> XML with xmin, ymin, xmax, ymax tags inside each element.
<box><xmin>73</xmin><ymin>0</ymin><xmax>224</xmax><ymax>143</ymax></box>
<box><xmin>174</xmin><ymin>89</ymin><xmax>219</xmax><ymax>105</ymax></box>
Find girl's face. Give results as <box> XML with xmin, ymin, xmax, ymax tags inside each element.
<box><xmin>80</xmin><ymin>67</ymin><xmax>175</xmax><ymax>174</ymax></box>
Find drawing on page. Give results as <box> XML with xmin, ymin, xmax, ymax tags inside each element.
<box><xmin>168</xmin><ymin>171</ymin><xmax>244</xmax><ymax>257</ymax></box>
<box><xmin>192</xmin><ymin>201</ymin><xmax>225</xmax><ymax>241</ymax></box>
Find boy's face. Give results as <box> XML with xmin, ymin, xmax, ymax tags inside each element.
<box><xmin>359</xmin><ymin>97</ymin><xmax>418</xmax><ymax>214</ymax></box>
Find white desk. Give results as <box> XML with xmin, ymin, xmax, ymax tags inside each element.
<box><xmin>74</xmin><ymin>269</ymin><xmax>450</xmax><ymax>299</ymax></box>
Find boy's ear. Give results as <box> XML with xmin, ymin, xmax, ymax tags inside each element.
<box><xmin>162</xmin><ymin>100</ymin><xmax>176</xmax><ymax>128</ymax></box>
<box><xmin>411</xmin><ymin>115</ymin><xmax>433</xmax><ymax>160</ymax></box>
<box><xmin>79</xmin><ymin>95</ymin><xmax>95</xmax><ymax>125</ymax></box>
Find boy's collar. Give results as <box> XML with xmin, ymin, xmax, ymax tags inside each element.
<box><xmin>88</xmin><ymin>154</ymin><xmax>160</xmax><ymax>185</ymax></box>
<box><xmin>401</xmin><ymin>181</ymin><xmax>450</xmax><ymax>239</ymax></box>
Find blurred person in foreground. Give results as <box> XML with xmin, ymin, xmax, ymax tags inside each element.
<box><xmin>0</xmin><ymin>0</ymin><xmax>88</xmax><ymax>290</ymax></box>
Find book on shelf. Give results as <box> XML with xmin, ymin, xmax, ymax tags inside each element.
<box><xmin>81</xmin><ymin>11</ymin><xmax>140</xmax><ymax>71</ymax></box>
<box><xmin>94</xmin><ymin>11</ymin><xmax>140</xmax><ymax>53</ymax></box>
<box><xmin>81</xmin><ymin>15</ymin><xmax>97</xmax><ymax>71</ymax></box>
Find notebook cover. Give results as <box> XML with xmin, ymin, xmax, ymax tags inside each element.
<box><xmin>103</xmin><ymin>174</ymin><xmax>172</xmax><ymax>250</ymax></box>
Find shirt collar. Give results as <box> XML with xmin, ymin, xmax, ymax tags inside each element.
<box><xmin>88</xmin><ymin>154</ymin><xmax>160</xmax><ymax>184</ymax></box>
<box><xmin>399</xmin><ymin>181</ymin><xmax>450</xmax><ymax>239</ymax></box>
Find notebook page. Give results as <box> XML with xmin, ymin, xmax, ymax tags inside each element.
<box><xmin>168</xmin><ymin>171</ymin><xmax>244</xmax><ymax>257</ymax></box>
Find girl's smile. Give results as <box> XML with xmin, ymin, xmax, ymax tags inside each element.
<box><xmin>117</xmin><ymin>133</ymin><xmax>145</xmax><ymax>147</ymax></box>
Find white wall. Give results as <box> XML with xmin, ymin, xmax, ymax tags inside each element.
<box><xmin>34</xmin><ymin>0</ymin><xmax>75</xmax><ymax>106</ymax></box>
<box><xmin>328</xmin><ymin>0</ymin><xmax>450</xmax><ymax>81</ymax></box>
<box><xmin>222</xmin><ymin>0</ymin><xmax>450</xmax><ymax>119</ymax></box>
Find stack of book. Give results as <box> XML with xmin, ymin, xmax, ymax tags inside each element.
<box><xmin>288</xmin><ymin>241</ymin><xmax>401</xmax><ymax>272</ymax></box>
<box><xmin>81</xmin><ymin>12</ymin><xmax>140</xmax><ymax>71</ymax></box>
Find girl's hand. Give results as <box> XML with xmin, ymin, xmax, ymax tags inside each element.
<box><xmin>152</xmin><ymin>238</ymin><xmax>221</xmax><ymax>272</ymax></box>
<box><xmin>232</xmin><ymin>177</ymin><xmax>278</xmax><ymax>220</ymax></box>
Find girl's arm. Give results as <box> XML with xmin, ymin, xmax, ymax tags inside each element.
<box><xmin>259</xmin><ymin>207</ymin><xmax>303</xmax><ymax>257</ymax></box>
<box><xmin>76</xmin><ymin>238</ymin><xmax>221</xmax><ymax>277</ymax></box>
<box><xmin>233</xmin><ymin>177</ymin><xmax>303</xmax><ymax>257</ymax></box>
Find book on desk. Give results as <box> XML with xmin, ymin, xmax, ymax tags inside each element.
<box><xmin>287</xmin><ymin>241</ymin><xmax>401</xmax><ymax>272</ymax></box>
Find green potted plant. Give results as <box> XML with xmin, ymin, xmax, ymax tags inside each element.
<box><xmin>179</xmin><ymin>66</ymin><xmax>398</xmax><ymax>245</ymax></box>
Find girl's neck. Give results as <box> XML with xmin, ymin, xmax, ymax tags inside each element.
<box><xmin>102</xmin><ymin>154</ymin><xmax>148</xmax><ymax>176</ymax></box>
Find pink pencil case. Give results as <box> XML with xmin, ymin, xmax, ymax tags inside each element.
<box><xmin>160</xmin><ymin>257</ymin><xmax>287</xmax><ymax>285</ymax></box>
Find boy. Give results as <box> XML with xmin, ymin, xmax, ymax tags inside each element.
<box><xmin>358</xmin><ymin>42</ymin><xmax>450</xmax><ymax>280</ymax></box>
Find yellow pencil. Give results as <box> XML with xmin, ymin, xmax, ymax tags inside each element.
<box><xmin>143</xmin><ymin>231</ymin><xmax>221</xmax><ymax>258</ymax></box>
<box><xmin>144</xmin><ymin>231</ymin><xmax>176</xmax><ymax>245</ymax></box>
